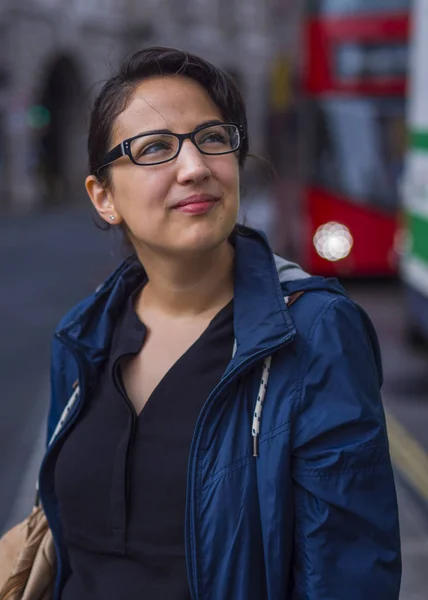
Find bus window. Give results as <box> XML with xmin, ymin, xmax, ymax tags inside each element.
<box><xmin>308</xmin><ymin>98</ymin><xmax>406</xmax><ymax>212</ymax></box>
<box><xmin>335</xmin><ymin>42</ymin><xmax>408</xmax><ymax>80</ymax></box>
<box><xmin>308</xmin><ymin>0</ymin><xmax>409</xmax><ymax>14</ymax></box>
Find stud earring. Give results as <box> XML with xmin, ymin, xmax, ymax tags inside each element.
<box><xmin>109</xmin><ymin>215</ymin><xmax>115</xmax><ymax>221</ymax></box>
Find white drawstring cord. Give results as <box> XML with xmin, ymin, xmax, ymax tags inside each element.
<box><xmin>48</xmin><ymin>384</ymin><xmax>80</xmax><ymax>446</ymax></box>
<box><xmin>35</xmin><ymin>384</ymin><xmax>81</xmax><ymax>504</ymax></box>
<box><xmin>252</xmin><ymin>356</ymin><xmax>272</xmax><ymax>457</ymax></box>
<box><xmin>252</xmin><ymin>295</ymin><xmax>294</xmax><ymax>458</ymax></box>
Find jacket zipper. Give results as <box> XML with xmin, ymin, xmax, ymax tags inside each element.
<box><xmin>185</xmin><ymin>333</ymin><xmax>295</xmax><ymax>600</ymax></box>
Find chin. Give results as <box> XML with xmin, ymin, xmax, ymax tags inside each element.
<box><xmin>174</xmin><ymin>219</ymin><xmax>235</xmax><ymax>256</ymax></box>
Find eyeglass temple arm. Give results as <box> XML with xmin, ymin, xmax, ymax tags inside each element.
<box><xmin>96</xmin><ymin>142</ymin><xmax>126</xmax><ymax>174</ymax></box>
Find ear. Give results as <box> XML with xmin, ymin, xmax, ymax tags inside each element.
<box><xmin>85</xmin><ymin>175</ymin><xmax>123</xmax><ymax>224</ymax></box>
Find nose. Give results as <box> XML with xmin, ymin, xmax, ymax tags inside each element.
<box><xmin>175</xmin><ymin>139</ymin><xmax>211</xmax><ymax>185</ymax></box>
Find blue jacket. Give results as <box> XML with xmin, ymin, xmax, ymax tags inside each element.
<box><xmin>39</xmin><ymin>228</ymin><xmax>401</xmax><ymax>599</ymax></box>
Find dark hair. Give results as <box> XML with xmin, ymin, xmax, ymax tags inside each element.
<box><xmin>88</xmin><ymin>46</ymin><xmax>249</xmax><ymax>185</ymax></box>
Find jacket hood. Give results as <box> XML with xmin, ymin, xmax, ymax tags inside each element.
<box><xmin>274</xmin><ymin>251</ymin><xmax>348</xmax><ymax>298</ymax></box>
<box><xmin>274</xmin><ymin>254</ymin><xmax>310</xmax><ymax>283</ymax></box>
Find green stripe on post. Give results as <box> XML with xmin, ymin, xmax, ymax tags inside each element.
<box><xmin>408</xmin><ymin>212</ymin><xmax>428</xmax><ymax>263</ymax></box>
<box><xmin>410</xmin><ymin>130</ymin><xmax>428</xmax><ymax>151</ymax></box>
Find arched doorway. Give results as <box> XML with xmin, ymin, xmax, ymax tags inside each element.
<box><xmin>32</xmin><ymin>55</ymin><xmax>87</xmax><ymax>206</ymax></box>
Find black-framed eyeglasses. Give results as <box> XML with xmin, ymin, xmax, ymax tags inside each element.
<box><xmin>96</xmin><ymin>122</ymin><xmax>245</xmax><ymax>175</ymax></box>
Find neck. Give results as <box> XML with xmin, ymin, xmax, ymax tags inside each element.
<box><xmin>135</xmin><ymin>241</ymin><xmax>235</xmax><ymax>318</ymax></box>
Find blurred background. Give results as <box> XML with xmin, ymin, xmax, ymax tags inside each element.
<box><xmin>0</xmin><ymin>0</ymin><xmax>427</xmax><ymax>597</ymax></box>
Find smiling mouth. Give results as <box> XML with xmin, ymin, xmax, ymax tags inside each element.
<box><xmin>172</xmin><ymin>194</ymin><xmax>221</xmax><ymax>215</ymax></box>
<box><xmin>173</xmin><ymin>200</ymin><xmax>219</xmax><ymax>215</ymax></box>
<box><xmin>173</xmin><ymin>194</ymin><xmax>220</xmax><ymax>208</ymax></box>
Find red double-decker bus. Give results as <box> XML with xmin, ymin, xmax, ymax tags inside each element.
<box><xmin>302</xmin><ymin>0</ymin><xmax>410</xmax><ymax>276</ymax></box>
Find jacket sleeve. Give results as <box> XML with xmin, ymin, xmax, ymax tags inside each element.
<box><xmin>291</xmin><ymin>296</ymin><xmax>401</xmax><ymax>599</ymax></box>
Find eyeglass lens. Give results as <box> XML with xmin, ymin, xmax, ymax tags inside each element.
<box><xmin>130</xmin><ymin>124</ymin><xmax>240</xmax><ymax>165</ymax></box>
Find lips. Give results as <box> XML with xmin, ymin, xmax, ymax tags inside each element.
<box><xmin>172</xmin><ymin>194</ymin><xmax>220</xmax><ymax>209</ymax></box>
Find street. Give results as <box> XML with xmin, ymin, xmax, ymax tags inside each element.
<box><xmin>0</xmin><ymin>206</ymin><xmax>121</xmax><ymax>530</ymax></box>
<box><xmin>1</xmin><ymin>207</ymin><xmax>427</xmax><ymax>598</ymax></box>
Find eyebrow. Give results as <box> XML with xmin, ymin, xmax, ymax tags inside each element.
<box><xmin>133</xmin><ymin>119</ymin><xmax>225</xmax><ymax>138</ymax></box>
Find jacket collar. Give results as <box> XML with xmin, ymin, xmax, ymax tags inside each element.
<box><xmin>58</xmin><ymin>228</ymin><xmax>296</xmax><ymax>370</ymax></box>
<box><xmin>230</xmin><ymin>229</ymin><xmax>296</xmax><ymax>368</ymax></box>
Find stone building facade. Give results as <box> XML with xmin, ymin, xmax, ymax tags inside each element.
<box><xmin>1</xmin><ymin>0</ymin><xmax>301</xmax><ymax>212</ymax></box>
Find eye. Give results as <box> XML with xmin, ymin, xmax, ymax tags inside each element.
<box><xmin>200</xmin><ymin>131</ymin><xmax>228</xmax><ymax>144</ymax></box>
<box><xmin>196</xmin><ymin>125</ymin><xmax>238</xmax><ymax>151</ymax></box>
<box><xmin>131</xmin><ymin>134</ymin><xmax>177</xmax><ymax>163</ymax></box>
<box><xmin>139</xmin><ymin>140</ymin><xmax>173</xmax><ymax>156</ymax></box>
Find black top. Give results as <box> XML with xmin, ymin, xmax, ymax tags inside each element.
<box><xmin>55</xmin><ymin>286</ymin><xmax>234</xmax><ymax>600</ymax></box>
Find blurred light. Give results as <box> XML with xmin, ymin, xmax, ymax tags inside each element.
<box><xmin>393</xmin><ymin>227</ymin><xmax>411</xmax><ymax>257</ymax></box>
<box><xmin>313</xmin><ymin>222</ymin><xmax>353</xmax><ymax>262</ymax></box>
<box><xmin>27</xmin><ymin>105</ymin><xmax>51</xmax><ymax>129</ymax></box>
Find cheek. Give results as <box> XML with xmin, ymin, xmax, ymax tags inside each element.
<box><xmin>111</xmin><ymin>168</ymin><xmax>171</xmax><ymax>215</ymax></box>
<box><xmin>213</xmin><ymin>159</ymin><xmax>240</xmax><ymax>196</ymax></box>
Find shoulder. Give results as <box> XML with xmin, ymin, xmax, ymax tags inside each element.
<box><xmin>47</xmin><ymin>258</ymin><xmax>139</xmax><ymax>440</ymax></box>
<box><xmin>276</xmin><ymin>282</ymin><xmax>387</xmax><ymax>456</ymax></box>
<box><xmin>54</xmin><ymin>254</ymin><xmax>140</xmax><ymax>334</ymax></box>
<box><xmin>281</xmin><ymin>277</ymin><xmax>357</xmax><ymax>337</ymax></box>
<box><xmin>298</xmin><ymin>290</ymin><xmax>369</xmax><ymax>338</ymax></box>
<box><xmin>54</xmin><ymin>292</ymin><xmax>99</xmax><ymax>334</ymax></box>
<box><xmin>280</xmin><ymin>277</ymin><xmax>382</xmax><ymax>384</ymax></box>
<box><xmin>49</xmin><ymin>289</ymin><xmax>99</xmax><ymax>394</ymax></box>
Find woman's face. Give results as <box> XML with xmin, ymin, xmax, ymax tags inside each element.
<box><xmin>88</xmin><ymin>75</ymin><xmax>240</xmax><ymax>258</ymax></box>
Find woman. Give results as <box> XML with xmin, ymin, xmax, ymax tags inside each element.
<box><xmin>38</xmin><ymin>47</ymin><xmax>401</xmax><ymax>599</ymax></box>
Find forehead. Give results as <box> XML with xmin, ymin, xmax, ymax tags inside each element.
<box><xmin>112</xmin><ymin>75</ymin><xmax>224</xmax><ymax>143</ymax></box>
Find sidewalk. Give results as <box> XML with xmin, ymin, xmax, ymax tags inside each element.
<box><xmin>397</xmin><ymin>476</ymin><xmax>428</xmax><ymax>599</ymax></box>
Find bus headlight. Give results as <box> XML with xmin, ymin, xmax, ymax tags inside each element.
<box><xmin>313</xmin><ymin>222</ymin><xmax>354</xmax><ymax>262</ymax></box>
